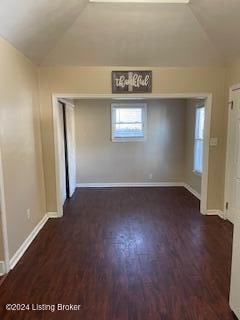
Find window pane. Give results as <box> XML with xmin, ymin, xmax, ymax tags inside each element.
<box><xmin>194</xmin><ymin>106</ymin><xmax>205</xmax><ymax>173</ymax></box>
<box><xmin>116</xmin><ymin>108</ymin><xmax>142</xmax><ymax>123</ymax></box>
<box><xmin>195</xmin><ymin>107</ymin><xmax>205</xmax><ymax>140</ymax></box>
<box><xmin>198</xmin><ymin>107</ymin><xmax>205</xmax><ymax>139</ymax></box>
<box><xmin>114</xmin><ymin>123</ymin><xmax>144</xmax><ymax>138</ymax></box>
<box><xmin>112</xmin><ymin>104</ymin><xmax>146</xmax><ymax>141</ymax></box>
<box><xmin>194</xmin><ymin>140</ymin><xmax>203</xmax><ymax>173</ymax></box>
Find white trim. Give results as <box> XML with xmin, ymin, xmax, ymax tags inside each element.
<box><xmin>0</xmin><ymin>261</ymin><xmax>5</xmax><ymax>276</ymax></box>
<box><xmin>3</xmin><ymin>213</ymin><xmax>60</xmax><ymax>272</ymax></box>
<box><xmin>227</xmin><ymin>215</ymin><xmax>235</xmax><ymax>225</ymax></box>
<box><xmin>47</xmin><ymin>212</ymin><xmax>59</xmax><ymax>218</ymax></box>
<box><xmin>193</xmin><ymin>170</ymin><xmax>202</xmax><ymax>177</ymax></box>
<box><xmin>90</xmin><ymin>0</ymin><xmax>190</xmax><ymax>3</ymax></box>
<box><xmin>224</xmin><ymin>83</ymin><xmax>240</xmax><ymax>222</ymax></box>
<box><xmin>54</xmin><ymin>93</ymin><xmax>210</xmax><ymax>100</ymax></box>
<box><xmin>200</xmin><ymin>96</ymin><xmax>211</xmax><ymax>215</ymax></box>
<box><xmin>52</xmin><ymin>96</ymin><xmax>64</xmax><ymax>218</ymax></box>
<box><xmin>52</xmin><ymin>92</ymin><xmax>212</xmax><ymax>218</ymax></box>
<box><xmin>111</xmin><ymin>103</ymin><xmax>147</xmax><ymax>142</ymax></box>
<box><xmin>111</xmin><ymin>137</ymin><xmax>146</xmax><ymax>142</ymax></box>
<box><xmin>229</xmin><ymin>83</ymin><xmax>240</xmax><ymax>92</ymax></box>
<box><xmin>184</xmin><ymin>184</ymin><xmax>201</xmax><ymax>200</ymax></box>
<box><xmin>76</xmin><ymin>182</ymin><xmax>185</xmax><ymax>188</ymax></box>
<box><xmin>9</xmin><ymin>214</ymin><xmax>49</xmax><ymax>270</ymax></box>
<box><xmin>0</xmin><ymin>140</ymin><xmax>10</xmax><ymax>273</ymax></box>
<box><xmin>58</xmin><ymin>98</ymin><xmax>75</xmax><ymax>108</ymax></box>
<box><xmin>206</xmin><ymin>210</ymin><xmax>225</xmax><ymax>219</ymax></box>
<box><xmin>76</xmin><ymin>182</ymin><xmax>202</xmax><ymax>200</ymax></box>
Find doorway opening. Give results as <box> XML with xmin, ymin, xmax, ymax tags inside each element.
<box><xmin>224</xmin><ymin>84</ymin><xmax>240</xmax><ymax>224</ymax></box>
<box><xmin>59</xmin><ymin>101</ymin><xmax>70</xmax><ymax>199</ymax></box>
<box><xmin>54</xmin><ymin>99</ymin><xmax>76</xmax><ymax>215</ymax></box>
<box><xmin>52</xmin><ymin>93</ymin><xmax>212</xmax><ymax>218</ymax></box>
<box><xmin>225</xmin><ymin>83</ymin><xmax>240</xmax><ymax>320</ymax></box>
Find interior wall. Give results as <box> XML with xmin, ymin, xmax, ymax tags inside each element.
<box><xmin>0</xmin><ymin>219</ymin><xmax>3</xmax><ymax>261</ymax></box>
<box><xmin>227</xmin><ymin>58</ymin><xmax>240</xmax><ymax>87</ymax></box>
<box><xmin>184</xmin><ymin>99</ymin><xmax>203</xmax><ymax>195</ymax></box>
<box><xmin>0</xmin><ymin>37</ymin><xmax>45</xmax><ymax>258</ymax></box>
<box><xmin>0</xmin><ymin>32</ymin><xmax>237</xmax><ymax>266</ymax></box>
<box><xmin>38</xmin><ymin>66</ymin><xmax>226</xmax><ymax>212</ymax></box>
<box><xmin>75</xmin><ymin>99</ymin><xmax>186</xmax><ymax>184</ymax></box>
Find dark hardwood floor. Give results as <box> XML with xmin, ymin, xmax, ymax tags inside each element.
<box><xmin>0</xmin><ymin>187</ymin><xmax>237</xmax><ymax>320</ymax></box>
<box><xmin>0</xmin><ymin>276</ymin><xmax>6</xmax><ymax>288</ymax></box>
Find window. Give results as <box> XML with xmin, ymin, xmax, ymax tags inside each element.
<box><xmin>111</xmin><ymin>103</ymin><xmax>147</xmax><ymax>141</ymax></box>
<box><xmin>194</xmin><ymin>106</ymin><xmax>205</xmax><ymax>174</ymax></box>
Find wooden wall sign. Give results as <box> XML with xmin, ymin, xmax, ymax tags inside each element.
<box><xmin>112</xmin><ymin>71</ymin><xmax>152</xmax><ymax>94</ymax></box>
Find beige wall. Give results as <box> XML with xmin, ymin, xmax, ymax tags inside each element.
<box><xmin>227</xmin><ymin>58</ymin><xmax>240</xmax><ymax>87</ymax></box>
<box><xmin>75</xmin><ymin>99</ymin><xmax>186</xmax><ymax>184</ymax></box>
<box><xmin>0</xmin><ymin>39</ymin><xmax>235</xmax><ymax>263</ymax></box>
<box><xmin>184</xmin><ymin>99</ymin><xmax>203</xmax><ymax>195</ymax></box>
<box><xmin>38</xmin><ymin>66</ymin><xmax>226</xmax><ymax>212</ymax></box>
<box><xmin>74</xmin><ymin>98</ymin><xmax>204</xmax><ymax>193</ymax></box>
<box><xmin>0</xmin><ymin>35</ymin><xmax>238</xmax><ymax>265</ymax></box>
<box><xmin>0</xmin><ymin>219</ymin><xmax>3</xmax><ymax>260</ymax></box>
<box><xmin>0</xmin><ymin>37</ymin><xmax>45</xmax><ymax>258</ymax></box>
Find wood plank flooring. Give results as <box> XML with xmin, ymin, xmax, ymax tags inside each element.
<box><xmin>0</xmin><ymin>276</ymin><xmax>6</xmax><ymax>287</ymax></box>
<box><xmin>0</xmin><ymin>187</ymin><xmax>237</xmax><ymax>319</ymax></box>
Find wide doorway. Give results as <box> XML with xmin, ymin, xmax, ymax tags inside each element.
<box><xmin>52</xmin><ymin>94</ymin><xmax>211</xmax><ymax>216</ymax></box>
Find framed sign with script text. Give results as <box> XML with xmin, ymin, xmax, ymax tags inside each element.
<box><xmin>112</xmin><ymin>71</ymin><xmax>152</xmax><ymax>94</ymax></box>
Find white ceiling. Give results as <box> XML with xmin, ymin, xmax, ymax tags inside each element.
<box><xmin>0</xmin><ymin>0</ymin><xmax>240</xmax><ymax>66</ymax></box>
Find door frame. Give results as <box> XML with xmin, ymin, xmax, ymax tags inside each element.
<box><xmin>52</xmin><ymin>93</ymin><xmax>212</xmax><ymax>218</ymax></box>
<box><xmin>64</xmin><ymin>104</ymin><xmax>76</xmax><ymax>197</ymax></box>
<box><xmin>59</xmin><ymin>101</ymin><xmax>70</xmax><ymax>200</ymax></box>
<box><xmin>0</xmin><ymin>143</ymin><xmax>10</xmax><ymax>274</ymax></box>
<box><xmin>224</xmin><ymin>83</ymin><xmax>240</xmax><ymax>223</ymax></box>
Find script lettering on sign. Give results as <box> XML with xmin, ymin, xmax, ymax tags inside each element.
<box><xmin>112</xmin><ymin>71</ymin><xmax>152</xmax><ymax>93</ymax></box>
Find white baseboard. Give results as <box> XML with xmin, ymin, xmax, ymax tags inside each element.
<box><xmin>184</xmin><ymin>184</ymin><xmax>201</xmax><ymax>200</ymax></box>
<box><xmin>77</xmin><ymin>183</ymin><xmax>227</xmax><ymax>218</ymax></box>
<box><xmin>0</xmin><ymin>261</ymin><xmax>5</xmax><ymax>276</ymax></box>
<box><xmin>206</xmin><ymin>210</ymin><xmax>225</xmax><ymax>219</ymax></box>
<box><xmin>76</xmin><ymin>182</ymin><xmax>202</xmax><ymax>201</ymax></box>
<box><xmin>9</xmin><ymin>214</ymin><xmax>49</xmax><ymax>270</ymax></box>
<box><xmin>47</xmin><ymin>212</ymin><xmax>59</xmax><ymax>218</ymax></box>
<box><xmin>9</xmin><ymin>212</ymin><xmax>59</xmax><ymax>271</ymax></box>
<box><xmin>226</xmin><ymin>214</ymin><xmax>235</xmax><ymax>224</ymax></box>
<box><xmin>76</xmin><ymin>182</ymin><xmax>185</xmax><ymax>188</ymax></box>
<box><xmin>3</xmin><ymin>193</ymin><xmax>225</xmax><ymax>274</ymax></box>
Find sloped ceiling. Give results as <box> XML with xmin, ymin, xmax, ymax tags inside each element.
<box><xmin>0</xmin><ymin>0</ymin><xmax>239</xmax><ymax>66</ymax></box>
<box><xmin>0</xmin><ymin>0</ymin><xmax>88</xmax><ymax>62</ymax></box>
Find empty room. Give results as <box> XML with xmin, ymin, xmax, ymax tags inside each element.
<box><xmin>73</xmin><ymin>98</ymin><xmax>205</xmax><ymax>194</ymax></box>
<box><xmin>0</xmin><ymin>0</ymin><xmax>240</xmax><ymax>319</ymax></box>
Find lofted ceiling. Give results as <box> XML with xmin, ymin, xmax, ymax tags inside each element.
<box><xmin>0</xmin><ymin>0</ymin><xmax>240</xmax><ymax>66</ymax></box>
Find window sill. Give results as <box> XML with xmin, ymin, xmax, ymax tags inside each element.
<box><xmin>193</xmin><ymin>170</ymin><xmax>202</xmax><ymax>176</ymax></box>
<box><xmin>112</xmin><ymin>137</ymin><xmax>145</xmax><ymax>142</ymax></box>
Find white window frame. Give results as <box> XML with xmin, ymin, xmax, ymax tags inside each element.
<box><xmin>111</xmin><ymin>103</ymin><xmax>147</xmax><ymax>142</ymax></box>
<box><xmin>193</xmin><ymin>104</ymin><xmax>205</xmax><ymax>175</ymax></box>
